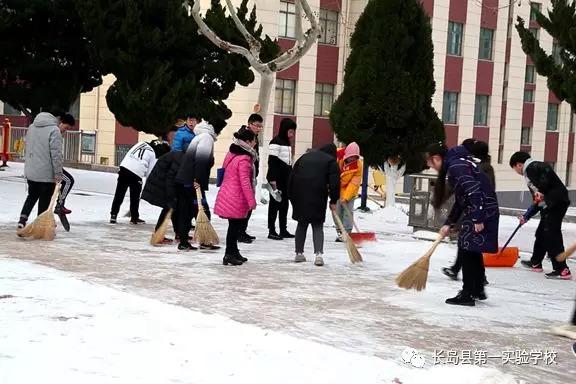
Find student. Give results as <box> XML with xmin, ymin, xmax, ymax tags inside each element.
<box><xmin>214</xmin><ymin>129</ymin><xmax>258</xmax><ymax>265</ymax></box>
<box><xmin>18</xmin><ymin>112</ymin><xmax>68</xmax><ymax>229</ymax></box>
<box><xmin>335</xmin><ymin>142</ymin><xmax>362</xmax><ymax>241</ymax></box>
<box><xmin>171</xmin><ymin>114</ymin><xmax>199</xmax><ymax>152</ymax></box>
<box><xmin>54</xmin><ymin>114</ymin><xmax>77</xmax><ymax>216</ymax></box>
<box><xmin>267</xmin><ymin>118</ymin><xmax>297</xmax><ymax>240</ymax></box>
<box><xmin>110</xmin><ymin>141</ymin><xmax>157</xmax><ymax>224</ymax></box>
<box><xmin>175</xmin><ymin>117</ymin><xmax>227</xmax><ymax>251</ymax></box>
<box><xmin>237</xmin><ymin>114</ymin><xmax>263</xmax><ymax>243</ymax></box>
<box><xmin>289</xmin><ymin>143</ymin><xmax>340</xmax><ymax>266</ymax></box>
<box><xmin>509</xmin><ymin>151</ymin><xmax>572</xmax><ymax>279</ymax></box>
<box><xmin>427</xmin><ymin>143</ymin><xmax>499</xmax><ymax>306</ymax></box>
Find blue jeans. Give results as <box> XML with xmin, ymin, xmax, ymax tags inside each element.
<box><xmin>336</xmin><ymin>199</ymin><xmax>355</xmax><ymax>233</ymax></box>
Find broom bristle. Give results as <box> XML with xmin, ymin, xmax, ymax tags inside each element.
<box><xmin>150</xmin><ymin>209</ymin><xmax>172</xmax><ymax>245</ymax></box>
<box><xmin>18</xmin><ymin>184</ymin><xmax>60</xmax><ymax>241</ymax></box>
<box><xmin>345</xmin><ymin>236</ymin><xmax>363</xmax><ymax>263</ymax></box>
<box><xmin>395</xmin><ymin>255</ymin><xmax>431</xmax><ymax>291</ymax></box>
<box><xmin>193</xmin><ymin>210</ymin><xmax>219</xmax><ymax>245</ymax></box>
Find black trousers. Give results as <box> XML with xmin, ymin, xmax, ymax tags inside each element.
<box><xmin>20</xmin><ymin>180</ymin><xmax>56</xmax><ymax>219</ymax></box>
<box><xmin>155</xmin><ymin>207</ymin><xmax>179</xmax><ymax>235</ymax></box>
<box><xmin>58</xmin><ymin>169</ymin><xmax>74</xmax><ymax>206</ymax></box>
<box><xmin>268</xmin><ymin>186</ymin><xmax>288</xmax><ymax>233</ymax></box>
<box><xmin>176</xmin><ymin>185</ymin><xmax>210</xmax><ymax>245</ymax></box>
<box><xmin>295</xmin><ymin>221</ymin><xmax>324</xmax><ymax>254</ymax></box>
<box><xmin>460</xmin><ymin>248</ymin><xmax>485</xmax><ymax>296</ymax></box>
<box><xmin>531</xmin><ymin>203</ymin><xmax>570</xmax><ymax>271</ymax></box>
<box><xmin>110</xmin><ymin>167</ymin><xmax>142</xmax><ymax>220</ymax></box>
<box><xmin>226</xmin><ymin>219</ymin><xmax>243</xmax><ymax>255</ymax></box>
<box><xmin>239</xmin><ymin>210</ymin><xmax>252</xmax><ymax>234</ymax></box>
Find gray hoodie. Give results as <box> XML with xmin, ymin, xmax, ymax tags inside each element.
<box><xmin>24</xmin><ymin>112</ymin><xmax>63</xmax><ymax>183</ymax></box>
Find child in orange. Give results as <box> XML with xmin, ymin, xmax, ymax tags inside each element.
<box><xmin>336</xmin><ymin>142</ymin><xmax>363</xmax><ymax>241</ymax></box>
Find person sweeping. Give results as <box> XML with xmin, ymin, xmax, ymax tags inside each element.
<box><xmin>335</xmin><ymin>142</ymin><xmax>362</xmax><ymax>242</ymax></box>
<box><xmin>427</xmin><ymin>143</ymin><xmax>499</xmax><ymax>306</ymax></box>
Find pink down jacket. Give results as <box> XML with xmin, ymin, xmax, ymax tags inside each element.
<box><xmin>214</xmin><ymin>152</ymin><xmax>257</xmax><ymax>219</ymax></box>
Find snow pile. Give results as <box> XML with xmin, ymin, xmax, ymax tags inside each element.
<box><xmin>381</xmin><ymin>205</ymin><xmax>409</xmax><ymax>223</ymax></box>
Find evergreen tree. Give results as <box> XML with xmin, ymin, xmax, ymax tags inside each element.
<box><xmin>330</xmin><ymin>0</ymin><xmax>444</xmax><ymax>172</ymax></box>
<box><xmin>517</xmin><ymin>0</ymin><xmax>576</xmax><ymax>111</ymax></box>
<box><xmin>0</xmin><ymin>0</ymin><xmax>102</xmax><ymax>117</ymax></box>
<box><xmin>77</xmin><ymin>0</ymin><xmax>276</xmax><ymax>135</ymax></box>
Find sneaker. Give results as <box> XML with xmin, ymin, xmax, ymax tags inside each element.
<box><xmin>55</xmin><ymin>205</ymin><xmax>72</xmax><ymax>215</ymax></box>
<box><xmin>445</xmin><ymin>291</ymin><xmax>475</xmax><ymax>306</ymax></box>
<box><xmin>110</xmin><ymin>214</ymin><xmax>117</xmax><ymax>224</ymax></box>
<box><xmin>545</xmin><ymin>268</ymin><xmax>572</xmax><ymax>280</ymax></box>
<box><xmin>442</xmin><ymin>267</ymin><xmax>458</xmax><ymax>281</ymax></box>
<box><xmin>268</xmin><ymin>232</ymin><xmax>283</xmax><ymax>240</ymax></box>
<box><xmin>280</xmin><ymin>231</ymin><xmax>295</xmax><ymax>239</ymax></box>
<box><xmin>17</xmin><ymin>217</ymin><xmax>26</xmax><ymax>230</ymax></box>
<box><xmin>335</xmin><ymin>235</ymin><xmax>344</xmax><ymax>243</ymax></box>
<box><xmin>520</xmin><ymin>260</ymin><xmax>543</xmax><ymax>272</ymax></box>
<box><xmin>200</xmin><ymin>244</ymin><xmax>221</xmax><ymax>250</ymax></box>
<box><xmin>314</xmin><ymin>254</ymin><xmax>324</xmax><ymax>266</ymax></box>
<box><xmin>130</xmin><ymin>218</ymin><xmax>146</xmax><ymax>225</ymax></box>
<box><xmin>237</xmin><ymin>233</ymin><xmax>254</xmax><ymax>244</ymax></box>
<box><xmin>178</xmin><ymin>242</ymin><xmax>197</xmax><ymax>251</ymax></box>
<box><xmin>550</xmin><ymin>324</ymin><xmax>576</xmax><ymax>340</ymax></box>
<box><xmin>223</xmin><ymin>254</ymin><xmax>243</xmax><ymax>266</ymax></box>
<box><xmin>294</xmin><ymin>253</ymin><xmax>306</xmax><ymax>263</ymax></box>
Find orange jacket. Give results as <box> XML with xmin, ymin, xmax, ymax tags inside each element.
<box><xmin>339</xmin><ymin>158</ymin><xmax>363</xmax><ymax>201</ymax></box>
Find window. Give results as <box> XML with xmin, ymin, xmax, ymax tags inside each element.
<box><xmin>547</xmin><ymin>103</ymin><xmax>559</xmax><ymax>131</ymax></box>
<box><xmin>567</xmin><ymin>162</ymin><xmax>572</xmax><ymax>186</ymax></box>
<box><xmin>2</xmin><ymin>103</ymin><xmax>21</xmax><ymax>116</ymax></box>
<box><xmin>81</xmin><ymin>133</ymin><xmax>96</xmax><ymax>154</ymax></box>
<box><xmin>318</xmin><ymin>9</ymin><xmax>338</xmax><ymax>45</ymax></box>
<box><xmin>525</xmin><ymin>65</ymin><xmax>535</xmax><ymax>84</ymax></box>
<box><xmin>552</xmin><ymin>42</ymin><xmax>562</xmax><ymax>65</ymax></box>
<box><xmin>314</xmin><ymin>83</ymin><xmax>335</xmax><ymax>117</ymax></box>
<box><xmin>474</xmin><ymin>95</ymin><xmax>490</xmax><ymax>126</ymax></box>
<box><xmin>278</xmin><ymin>1</ymin><xmax>296</xmax><ymax>38</ymax></box>
<box><xmin>478</xmin><ymin>28</ymin><xmax>494</xmax><ymax>60</ymax></box>
<box><xmin>442</xmin><ymin>92</ymin><xmax>459</xmax><ymax>124</ymax></box>
<box><xmin>530</xmin><ymin>2</ymin><xmax>541</xmax><ymax>22</ymax></box>
<box><xmin>447</xmin><ymin>22</ymin><xmax>464</xmax><ymax>56</ymax></box>
<box><xmin>524</xmin><ymin>89</ymin><xmax>534</xmax><ymax>102</ymax></box>
<box><xmin>275</xmin><ymin>79</ymin><xmax>296</xmax><ymax>115</ymax></box>
<box><xmin>521</xmin><ymin>126</ymin><xmax>532</xmax><ymax>145</ymax></box>
<box><xmin>529</xmin><ymin>27</ymin><xmax>540</xmax><ymax>41</ymax></box>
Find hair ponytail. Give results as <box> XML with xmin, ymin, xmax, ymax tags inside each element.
<box><xmin>425</xmin><ymin>142</ymin><xmax>449</xmax><ymax>209</ymax></box>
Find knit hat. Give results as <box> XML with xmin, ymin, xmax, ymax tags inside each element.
<box><xmin>344</xmin><ymin>142</ymin><xmax>360</xmax><ymax>160</ymax></box>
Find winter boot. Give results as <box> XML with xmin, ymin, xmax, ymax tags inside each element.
<box><xmin>294</xmin><ymin>253</ymin><xmax>306</xmax><ymax>263</ymax></box>
<box><xmin>280</xmin><ymin>230</ymin><xmax>295</xmax><ymax>239</ymax></box>
<box><xmin>545</xmin><ymin>268</ymin><xmax>572</xmax><ymax>280</ymax></box>
<box><xmin>130</xmin><ymin>218</ymin><xmax>146</xmax><ymax>225</ymax></box>
<box><xmin>110</xmin><ymin>214</ymin><xmax>117</xmax><ymax>224</ymax></box>
<box><xmin>223</xmin><ymin>254</ymin><xmax>243</xmax><ymax>266</ymax></box>
<box><xmin>314</xmin><ymin>254</ymin><xmax>324</xmax><ymax>267</ymax></box>
<box><xmin>237</xmin><ymin>233</ymin><xmax>254</xmax><ymax>244</ymax></box>
<box><xmin>550</xmin><ymin>324</ymin><xmax>576</xmax><ymax>339</ymax></box>
<box><xmin>236</xmin><ymin>254</ymin><xmax>248</xmax><ymax>262</ymax></box>
<box><xmin>178</xmin><ymin>242</ymin><xmax>197</xmax><ymax>251</ymax></box>
<box><xmin>445</xmin><ymin>291</ymin><xmax>475</xmax><ymax>306</ymax></box>
<box><xmin>268</xmin><ymin>231</ymin><xmax>283</xmax><ymax>240</ymax></box>
<box><xmin>520</xmin><ymin>260</ymin><xmax>543</xmax><ymax>272</ymax></box>
<box><xmin>442</xmin><ymin>267</ymin><xmax>458</xmax><ymax>281</ymax></box>
<box><xmin>473</xmin><ymin>291</ymin><xmax>488</xmax><ymax>301</ymax></box>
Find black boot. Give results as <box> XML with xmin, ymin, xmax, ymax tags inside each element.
<box><xmin>442</xmin><ymin>267</ymin><xmax>458</xmax><ymax>281</ymax></box>
<box><xmin>445</xmin><ymin>291</ymin><xmax>475</xmax><ymax>306</ymax></box>
<box><xmin>268</xmin><ymin>231</ymin><xmax>283</xmax><ymax>240</ymax></box>
<box><xmin>473</xmin><ymin>291</ymin><xmax>488</xmax><ymax>301</ymax></box>
<box><xmin>223</xmin><ymin>254</ymin><xmax>243</xmax><ymax>266</ymax></box>
<box><xmin>237</xmin><ymin>233</ymin><xmax>254</xmax><ymax>244</ymax></box>
<box><xmin>279</xmin><ymin>230</ymin><xmax>295</xmax><ymax>239</ymax></box>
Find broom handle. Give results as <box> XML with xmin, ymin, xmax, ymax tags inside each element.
<box><xmin>47</xmin><ymin>183</ymin><xmax>61</xmax><ymax>212</ymax></box>
<box><xmin>195</xmin><ymin>186</ymin><xmax>204</xmax><ymax>213</ymax></box>
<box><xmin>556</xmin><ymin>242</ymin><xmax>576</xmax><ymax>263</ymax></box>
<box><xmin>500</xmin><ymin>223</ymin><xmax>522</xmax><ymax>253</ymax></box>
<box><xmin>332</xmin><ymin>210</ymin><xmax>349</xmax><ymax>240</ymax></box>
<box><xmin>342</xmin><ymin>203</ymin><xmax>360</xmax><ymax>233</ymax></box>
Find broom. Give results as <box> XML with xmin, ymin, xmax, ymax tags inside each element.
<box><xmin>395</xmin><ymin>235</ymin><xmax>444</xmax><ymax>291</ymax></box>
<box><xmin>150</xmin><ymin>208</ymin><xmax>172</xmax><ymax>245</ymax></box>
<box><xmin>192</xmin><ymin>187</ymin><xmax>219</xmax><ymax>246</ymax></box>
<box><xmin>556</xmin><ymin>242</ymin><xmax>576</xmax><ymax>263</ymax></box>
<box><xmin>332</xmin><ymin>211</ymin><xmax>363</xmax><ymax>263</ymax></box>
<box><xmin>17</xmin><ymin>183</ymin><xmax>60</xmax><ymax>240</ymax></box>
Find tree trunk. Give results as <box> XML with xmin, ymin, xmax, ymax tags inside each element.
<box><xmin>383</xmin><ymin>162</ymin><xmax>406</xmax><ymax>208</ymax></box>
<box><xmin>256</xmin><ymin>72</ymin><xmax>274</xmax><ymax>202</ymax></box>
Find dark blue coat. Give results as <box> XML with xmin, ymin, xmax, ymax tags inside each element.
<box><xmin>444</xmin><ymin>146</ymin><xmax>500</xmax><ymax>253</ymax></box>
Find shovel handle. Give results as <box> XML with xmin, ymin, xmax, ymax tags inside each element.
<box><xmin>500</xmin><ymin>223</ymin><xmax>522</xmax><ymax>253</ymax></box>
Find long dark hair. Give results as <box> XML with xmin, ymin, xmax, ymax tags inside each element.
<box><xmin>426</xmin><ymin>142</ymin><xmax>449</xmax><ymax>209</ymax></box>
<box><xmin>462</xmin><ymin>138</ymin><xmax>491</xmax><ymax>163</ymax></box>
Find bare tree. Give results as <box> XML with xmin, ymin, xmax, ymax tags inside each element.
<box><xmin>190</xmin><ymin>0</ymin><xmax>321</xmax><ymax>197</ymax></box>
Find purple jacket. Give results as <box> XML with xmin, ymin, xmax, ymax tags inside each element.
<box><xmin>444</xmin><ymin>146</ymin><xmax>500</xmax><ymax>253</ymax></box>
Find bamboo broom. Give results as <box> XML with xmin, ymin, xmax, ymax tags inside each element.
<box><xmin>332</xmin><ymin>211</ymin><xmax>363</xmax><ymax>263</ymax></box>
<box><xmin>17</xmin><ymin>183</ymin><xmax>60</xmax><ymax>240</ymax></box>
<box><xmin>556</xmin><ymin>242</ymin><xmax>576</xmax><ymax>263</ymax></box>
<box><xmin>192</xmin><ymin>187</ymin><xmax>219</xmax><ymax>246</ymax></box>
<box><xmin>395</xmin><ymin>235</ymin><xmax>444</xmax><ymax>291</ymax></box>
<box><xmin>150</xmin><ymin>208</ymin><xmax>172</xmax><ymax>245</ymax></box>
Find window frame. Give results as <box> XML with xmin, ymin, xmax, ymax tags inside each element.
<box><xmin>478</xmin><ymin>28</ymin><xmax>494</xmax><ymax>61</ymax></box>
<box><xmin>275</xmin><ymin>79</ymin><xmax>297</xmax><ymax>115</ymax></box>
<box><xmin>442</xmin><ymin>91</ymin><xmax>459</xmax><ymax>125</ymax></box>
<box><xmin>318</xmin><ymin>9</ymin><xmax>338</xmax><ymax>45</ymax></box>
<box><xmin>474</xmin><ymin>95</ymin><xmax>490</xmax><ymax>126</ymax></box>
<box><xmin>530</xmin><ymin>2</ymin><xmax>542</xmax><ymax>22</ymax></box>
<box><xmin>521</xmin><ymin>126</ymin><xmax>532</xmax><ymax>146</ymax></box>
<box><xmin>525</xmin><ymin>65</ymin><xmax>535</xmax><ymax>84</ymax></box>
<box><xmin>524</xmin><ymin>89</ymin><xmax>535</xmax><ymax>103</ymax></box>
<box><xmin>2</xmin><ymin>103</ymin><xmax>22</xmax><ymax>116</ymax></box>
<box><xmin>546</xmin><ymin>103</ymin><xmax>559</xmax><ymax>132</ymax></box>
<box><xmin>278</xmin><ymin>1</ymin><xmax>296</xmax><ymax>39</ymax></box>
<box><xmin>314</xmin><ymin>83</ymin><xmax>335</xmax><ymax>117</ymax></box>
<box><xmin>447</xmin><ymin>22</ymin><xmax>464</xmax><ymax>56</ymax></box>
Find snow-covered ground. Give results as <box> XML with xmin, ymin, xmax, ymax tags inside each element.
<box><xmin>1</xmin><ymin>163</ymin><xmax>575</xmax><ymax>384</ymax></box>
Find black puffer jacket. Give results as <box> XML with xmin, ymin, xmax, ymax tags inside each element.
<box><xmin>288</xmin><ymin>144</ymin><xmax>340</xmax><ymax>223</ymax></box>
<box><xmin>141</xmin><ymin>151</ymin><xmax>184</xmax><ymax>208</ymax></box>
<box><xmin>525</xmin><ymin>160</ymin><xmax>570</xmax><ymax>208</ymax></box>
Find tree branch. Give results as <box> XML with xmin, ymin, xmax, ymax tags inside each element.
<box><xmin>224</xmin><ymin>0</ymin><xmax>262</xmax><ymax>58</ymax></box>
<box><xmin>294</xmin><ymin>0</ymin><xmax>305</xmax><ymax>44</ymax></box>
